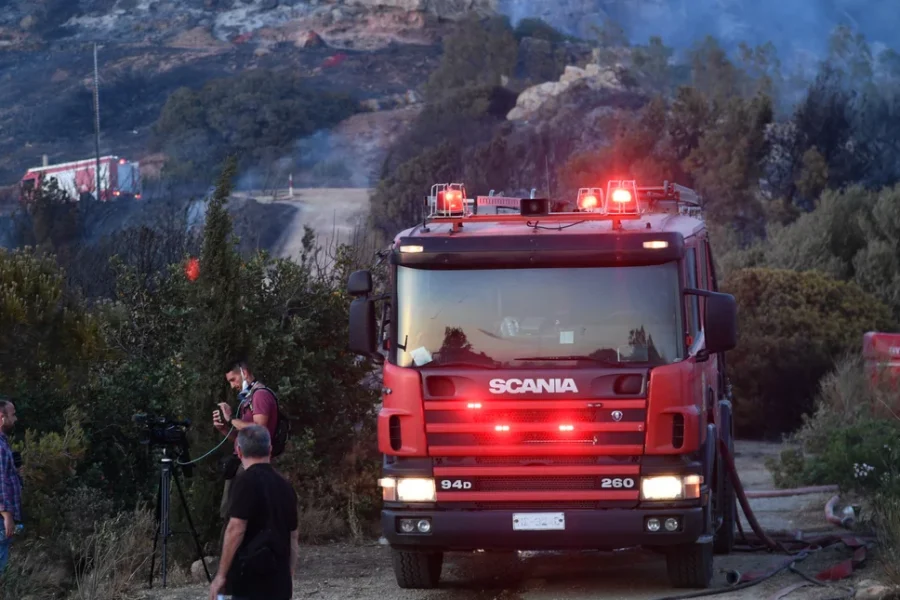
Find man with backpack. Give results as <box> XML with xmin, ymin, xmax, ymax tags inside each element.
<box><xmin>214</xmin><ymin>358</ymin><xmax>289</xmax><ymax>532</ymax></box>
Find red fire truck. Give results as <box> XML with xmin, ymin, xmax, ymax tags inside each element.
<box><xmin>347</xmin><ymin>180</ymin><xmax>738</xmax><ymax>590</ymax></box>
<box><xmin>19</xmin><ymin>155</ymin><xmax>142</xmax><ymax>203</ymax></box>
<box><xmin>863</xmin><ymin>331</ymin><xmax>900</xmax><ymax>391</ymax></box>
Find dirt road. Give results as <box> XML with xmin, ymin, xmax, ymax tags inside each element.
<box><xmin>137</xmin><ymin>440</ymin><xmax>873</xmax><ymax>600</ymax></box>
<box><xmin>233</xmin><ymin>188</ymin><xmax>372</xmax><ymax>260</ymax></box>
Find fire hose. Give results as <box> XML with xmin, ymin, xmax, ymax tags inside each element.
<box><xmin>649</xmin><ymin>439</ymin><xmax>873</xmax><ymax>600</ymax></box>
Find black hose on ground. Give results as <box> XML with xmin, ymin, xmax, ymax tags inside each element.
<box><xmin>649</xmin><ymin>553</ymin><xmax>809</xmax><ymax>600</ymax></box>
<box><xmin>648</xmin><ymin>438</ymin><xmax>858</xmax><ymax>600</ymax></box>
<box><xmin>717</xmin><ymin>438</ymin><xmax>792</xmax><ymax>554</ymax></box>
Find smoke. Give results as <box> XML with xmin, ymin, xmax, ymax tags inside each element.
<box><xmin>497</xmin><ymin>0</ymin><xmax>899</xmax><ymax>67</ymax></box>
<box><xmin>233</xmin><ymin>125</ymin><xmax>391</xmax><ymax>195</ymax></box>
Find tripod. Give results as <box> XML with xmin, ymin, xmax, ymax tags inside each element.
<box><xmin>148</xmin><ymin>446</ymin><xmax>211</xmax><ymax>588</ymax></box>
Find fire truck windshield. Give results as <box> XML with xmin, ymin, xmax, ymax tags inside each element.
<box><xmin>395</xmin><ymin>263</ymin><xmax>684</xmax><ymax>369</ymax></box>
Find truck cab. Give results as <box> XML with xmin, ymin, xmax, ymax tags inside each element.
<box><xmin>347</xmin><ymin>180</ymin><xmax>738</xmax><ymax>590</ymax></box>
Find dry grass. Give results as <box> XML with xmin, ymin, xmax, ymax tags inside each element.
<box><xmin>297</xmin><ymin>506</ymin><xmax>348</xmax><ymax>544</ymax></box>
<box><xmin>0</xmin><ymin>538</ymin><xmax>70</xmax><ymax>599</ymax></box>
<box><xmin>70</xmin><ymin>507</ymin><xmax>156</xmax><ymax>600</ymax></box>
<box><xmin>791</xmin><ymin>352</ymin><xmax>900</xmax><ymax>455</ymax></box>
<box><xmin>875</xmin><ymin>496</ymin><xmax>900</xmax><ymax>586</ymax></box>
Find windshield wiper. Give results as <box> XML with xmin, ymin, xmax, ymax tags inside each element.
<box><xmin>514</xmin><ymin>355</ymin><xmax>626</xmax><ymax>367</ymax></box>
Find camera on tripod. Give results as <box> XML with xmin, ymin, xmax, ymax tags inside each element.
<box><xmin>133</xmin><ymin>413</ymin><xmax>194</xmax><ymax>478</ymax></box>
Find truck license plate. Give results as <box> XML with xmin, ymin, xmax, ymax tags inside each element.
<box><xmin>512</xmin><ymin>512</ymin><xmax>565</xmax><ymax>531</ymax></box>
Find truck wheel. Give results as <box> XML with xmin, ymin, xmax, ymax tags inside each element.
<box><xmin>666</xmin><ymin>541</ymin><xmax>713</xmax><ymax>589</ymax></box>
<box><xmin>714</xmin><ymin>400</ymin><xmax>737</xmax><ymax>555</ymax></box>
<box><xmin>391</xmin><ymin>548</ymin><xmax>443</xmax><ymax>589</ymax></box>
<box><xmin>714</xmin><ymin>473</ymin><xmax>736</xmax><ymax>554</ymax></box>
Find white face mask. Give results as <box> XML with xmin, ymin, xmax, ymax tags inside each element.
<box><xmin>240</xmin><ymin>369</ymin><xmax>249</xmax><ymax>392</ymax></box>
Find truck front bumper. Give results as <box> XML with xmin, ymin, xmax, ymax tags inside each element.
<box><xmin>383</xmin><ymin>506</ymin><xmax>706</xmax><ymax>552</ymax></box>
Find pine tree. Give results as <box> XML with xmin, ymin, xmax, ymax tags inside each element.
<box><xmin>186</xmin><ymin>156</ymin><xmax>247</xmax><ymax>423</ymax></box>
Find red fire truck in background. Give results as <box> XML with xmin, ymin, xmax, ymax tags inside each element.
<box><xmin>19</xmin><ymin>155</ymin><xmax>142</xmax><ymax>203</ymax></box>
<box><xmin>863</xmin><ymin>331</ymin><xmax>900</xmax><ymax>391</ymax></box>
<box><xmin>347</xmin><ymin>180</ymin><xmax>738</xmax><ymax>590</ymax></box>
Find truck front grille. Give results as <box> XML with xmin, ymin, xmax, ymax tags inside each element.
<box><xmin>425</xmin><ymin>399</ymin><xmax>646</xmax><ymax>504</ymax></box>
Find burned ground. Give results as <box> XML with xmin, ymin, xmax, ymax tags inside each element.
<box><xmin>0</xmin><ymin>40</ymin><xmax>440</xmax><ymax>184</ymax></box>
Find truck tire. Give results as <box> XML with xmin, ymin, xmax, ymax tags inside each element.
<box><xmin>714</xmin><ymin>472</ymin><xmax>736</xmax><ymax>554</ymax></box>
<box><xmin>714</xmin><ymin>399</ymin><xmax>736</xmax><ymax>554</ymax></box>
<box><xmin>666</xmin><ymin>541</ymin><xmax>713</xmax><ymax>589</ymax></box>
<box><xmin>391</xmin><ymin>548</ymin><xmax>443</xmax><ymax>589</ymax></box>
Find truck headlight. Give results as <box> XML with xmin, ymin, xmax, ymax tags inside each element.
<box><xmin>641</xmin><ymin>475</ymin><xmax>702</xmax><ymax>501</ymax></box>
<box><xmin>378</xmin><ymin>477</ymin><xmax>436</xmax><ymax>502</ymax></box>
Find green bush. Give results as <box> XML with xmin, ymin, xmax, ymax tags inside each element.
<box><xmin>424</xmin><ymin>14</ymin><xmax>518</xmax><ymax>101</ymax></box>
<box><xmin>513</xmin><ymin>18</ymin><xmax>568</xmax><ymax>43</ymax></box>
<box><xmin>767</xmin><ymin>352</ymin><xmax>900</xmax><ymax>483</ymax></box>
<box><xmin>765</xmin><ymin>353</ymin><xmax>900</xmax><ymax>585</ymax></box>
<box><xmin>152</xmin><ymin>69</ymin><xmax>360</xmax><ymax>180</ymax></box>
<box><xmin>723</xmin><ymin>267</ymin><xmax>895</xmax><ymax>437</ymax></box>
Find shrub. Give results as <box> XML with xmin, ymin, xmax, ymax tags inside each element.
<box><xmin>152</xmin><ymin>69</ymin><xmax>360</xmax><ymax>180</ymax></box>
<box><xmin>0</xmin><ymin>247</ymin><xmax>103</xmax><ymax>434</ymax></box>
<box><xmin>424</xmin><ymin>14</ymin><xmax>518</xmax><ymax>101</ymax></box>
<box><xmin>766</xmin><ymin>353</ymin><xmax>900</xmax><ymax>583</ymax></box>
<box><xmin>723</xmin><ymin>267</ymin><xmax>895</xmax><ymax>437</ymax></box>
<box><xmin>17</xmin><ymin>407</ymin><xmax>91</xmax><ymax>538</ymax></box>
<box><xmin>767</xmin><ymin>353</ymin><xmax>900</xmax><ymax>485</ymax></box>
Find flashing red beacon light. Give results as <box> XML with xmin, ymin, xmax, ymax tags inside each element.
<box><xmin>576</xmin><ymin>187</ymin><xmax>603</xmax><ymax>212</ymax></box>
<box><xmin>605</xmin><ymin>180</ymin><xmax>640</xmax><ymax>214</ymax></box>
<box><xmin>611</xmin><ymin>188</ymin><xmax>632</xmax><ymax>203</ymax></box>
<box><xmin>441</xmin><ymin>189</ymin><xmax>464</xmax><ymax>212</ymax></box>
<box><xmin>579</xmin><ymin>194</ymin><xmax>598</xmax><ymax>210</ymax></box>
<box><xmin>433</xmin><ymin>184</ymin><xmax>467</xmax><ymax>215</ymax></box>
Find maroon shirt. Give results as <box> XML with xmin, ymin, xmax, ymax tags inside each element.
<box><xmin>235</xmin><ymin>385</ymin><xmax>278</xmax><ymax>453</ymax></box>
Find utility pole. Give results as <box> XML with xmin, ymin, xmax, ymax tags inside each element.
<box><xmin>93</xmin><ymin>43</ymin><xmax>102</xmax><ymax>202</ymax></box>
<box><xmin>545</xmin><ymin>155</ymin><xmax>551</xmax><ymax>197</ymax></box>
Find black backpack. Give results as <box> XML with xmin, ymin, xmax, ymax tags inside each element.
<box><xmin>247</xmin><ymin>384</ymin><xmax>291</xmax><ymax>458</ymax></box>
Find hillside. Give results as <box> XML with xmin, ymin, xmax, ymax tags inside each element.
<box><xmin>3</xmin><ymin>0</ymin><xmax>898</xmax><ymax>188</ymax></box>
<box><xmin>0</xmin><ymin>38</ymin><xmax>440</xmax><ymax>186</ymax></box>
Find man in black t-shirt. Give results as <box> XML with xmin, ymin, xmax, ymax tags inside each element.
<box><xmin>209</xmin><ymin>425</ymin><xmax>299</xmax><ymax>600</ymax></box>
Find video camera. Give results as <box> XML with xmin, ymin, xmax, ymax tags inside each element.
<box><xmin>133</xmin><ymin>413</ymin><xmax>194</xmax><ymax>477</ymax></box>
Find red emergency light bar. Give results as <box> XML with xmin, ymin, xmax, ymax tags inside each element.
<box><xmin>423</xmin><ymin>179</ymin><xmax>695</xmax><ymax>224</ymax></box>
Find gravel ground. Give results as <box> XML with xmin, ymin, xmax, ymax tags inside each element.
<box><xmin>136</xmin><ymin>440</ymin><xmax>876</xmax><ymax>600</ymax></box>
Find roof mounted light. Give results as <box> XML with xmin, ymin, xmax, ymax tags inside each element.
<box><xmin>606</xmin><ymin>180</ymin><xmax>640</xmax><ymax>215</ymax></box>
<box><xmin>611</xmin><ymin>188</ymin><xmax>632</xmax><ymax>203</ymax></box>
<box><xmin>427</xmin><ymin>183</ymin><xmax>469</xmax><ymax>217</ymax></box>
<box><xmin>576</xmin><ymin>187</ymin><xmax>603</xmax><ymax>212</ymax></box>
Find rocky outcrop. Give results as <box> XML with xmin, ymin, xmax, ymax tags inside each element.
<box><xmin>507</xmin><ymin>62</ymin><xmax>625</xmax><ymax>121</ymax></box>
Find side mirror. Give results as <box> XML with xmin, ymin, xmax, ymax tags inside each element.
<box><xmin>704</xmin><ymin>291</ymin><xmax>737</xmax><ymax>353</ymax></box>
<box><xmin>349</xmin><ymin>297</ymin><xmax>378</xmax><ymax>357</ymax></box>
<box><xmin>348</xmin><ymin>270</ymin><xmax>373</xmax><ymax>296</ymax></box>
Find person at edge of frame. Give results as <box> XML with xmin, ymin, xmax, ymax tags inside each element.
<box><xmin>214</xmin><ymin>359</ymin><xmax>279</xmax><ymax>543</ymax></box>
<box><xmin>209</xmin><ymin>425</ymin><xmax>299</xmax><ymax>600</ymax></box>
<box><xmin>0</xmin><ymin>396</ymin><xmax>22</xmax><ymax>573</ymax></box>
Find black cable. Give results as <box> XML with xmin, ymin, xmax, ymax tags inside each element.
<box><xmin>648</xmin><ymin>557</ymin><xmax>801</xmax><ymax>600</ymax></box>
<box><xmin>788</xmin><ymin>564</ymin><xmax>826</xmax><ymax>587</ymax></box>
<box><xmin>525</xmin><ymin>220</ymin><xmax>587</xmax><ymax>231</ymax></box>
